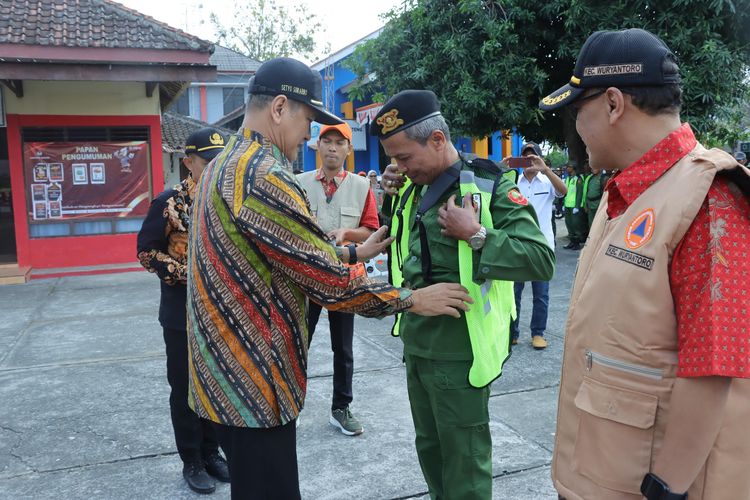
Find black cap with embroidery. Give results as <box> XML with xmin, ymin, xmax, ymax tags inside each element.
<box><xmin>185</xmin><ymin>128</ymin><xmax>227</xmax><ymax>161</ymax></box>
<box><xmin>539</xmin><ymin>28</ymin><xmax>680</xmax><ymax>111</ymax></box>
<box><xmin>249</xmin><ymin>57</ymin><xmax>343</xmax><ymax>125</ymax></box>
<box><xmin>371</xmin><ymin>90</ymin><xmax>442</xmax><ymax>139</ymax></box>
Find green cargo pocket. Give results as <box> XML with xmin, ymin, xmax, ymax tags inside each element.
<box><xmin>431</xmin><ymin>360</ymin><xmax>489</xmax><ymax>428</ymax></box>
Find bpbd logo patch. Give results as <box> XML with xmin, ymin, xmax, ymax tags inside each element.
<box><xmin>625</xmin><ymin>208</ymin><xmax>655</xmax><ymax>249</ymax></box>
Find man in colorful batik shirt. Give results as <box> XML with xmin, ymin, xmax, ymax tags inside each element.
<box><xmin>186</xmin><ymin>57</ymin><xmax>472</xmax><ymax>500</ymax></box>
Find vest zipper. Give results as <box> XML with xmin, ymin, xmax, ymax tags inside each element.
<box><xmin>584</xmin><ymin>350</ymin><xmax>663</xmax><ymax>380</ymax></box>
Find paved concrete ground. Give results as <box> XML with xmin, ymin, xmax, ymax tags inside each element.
<box><xmin>0</xmin><ymin>222</ymin><xmax>577</xmax><ymax>499</ymax></box>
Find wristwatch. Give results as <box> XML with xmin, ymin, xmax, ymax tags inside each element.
<box><xmin>641</xmin><ymin>473</ymin><xmax>687</xmax><ymax>500</ymax></box>
<box><xmin>346</xmin><ymin>243</ymin><xmax>358</xmax><ymax>265</ymax></box>
<box><xmin>468</xmin><ymin>226</ymin><xmax>487</xmax><ymax>250</ymax></box>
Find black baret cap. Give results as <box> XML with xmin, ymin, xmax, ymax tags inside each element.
<box><xmin>371</xmin><ymin>90</ymin><xmax>442</xmax><ymax>139</ymax></box>
<box><xmin>249</xmin><ymin>57</ymin><xmax>343</xmax><ymax>125</ymax></box>
<box><xmin>185</xmin><ymin>128</ymin><xmax>227</xmax><ymax>161</ymax></box>
<box><xmin>539</xmin><ymin>28</ymin><xmax>680</xmax><ymax>111</ymax></box>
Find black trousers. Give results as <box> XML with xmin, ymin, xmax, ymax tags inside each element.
<box><xmin>163</xmin><ymin>327</ymin><xmax>219</xmax><ymax>463</ymax></box>
<box><xmin>306</xmin><ymin>302</ymin><xmax>354</xmax><ymax>410</ymax></box>
<box><xmin>214</xmin><ymin>421</ymin><xmax>300</xmax><ymax>500</ymax></box>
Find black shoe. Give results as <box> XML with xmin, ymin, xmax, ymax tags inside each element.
<box><xmin>569</xmin><ymin>243</ymin><xmax>582</xmax><ymax>250</ymax></box>
<box><xmin>183</xmin><ymin>461</ymin><xmax>216</xmax><ymax>494</ymax></box>
<box><xmin>204</xmin><ymin>453</ymin><xmax>230</xmax><ymax>483</ymax></box>
<box><xmin>563</xmin><ymin>242</ymin><xmax>574</xmax><ymax>249</ymax></box>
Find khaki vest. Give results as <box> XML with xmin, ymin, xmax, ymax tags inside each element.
<box><xmin>297</xmin><ymin>170</ymin><xmax>370</xmax><ymax>232</ymax></box>
<box><xmin>553</xmin><ymin>145</ymin><xmax>750</xmax><ymax>500</ymax></box>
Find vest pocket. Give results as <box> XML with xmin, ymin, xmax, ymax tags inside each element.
<box><xmin>571</xmin><ymin>377</ymin><xmax>658</xmax><ymax>494</ymax></box>
<box><xmin>340</xmin><ymin>206</ymin><xmax>360</xmax><ymax>228</ymax></box>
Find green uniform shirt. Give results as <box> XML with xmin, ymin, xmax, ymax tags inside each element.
<box><xmin>585</xmin><ymin>172</ymin><xmax>608</xmax><ymax>212</ymax></box>
<box><xmin>399</xmin><ymin>162</ymin><xmax>555</xmax><ymax>360</ymax></box>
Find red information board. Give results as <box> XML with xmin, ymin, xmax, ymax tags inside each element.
<box><xmin>24</xmin><ymin>141</ymin><xmax>151</xmax><ymax>221</ymax></box>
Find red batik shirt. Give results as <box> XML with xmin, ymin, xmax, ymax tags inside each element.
<box><xmin>606</xmin><ymin>123</ymin><xmax>750</xmax><ymax>378</ymax></box>
<box><xmin>315</xmin><ymin>169</ymin><xmax>380</xmax><ymax>230</ymax></box>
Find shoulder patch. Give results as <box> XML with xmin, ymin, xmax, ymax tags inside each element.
<box><xmin>508</xmin><ymin>189</ymin><xmax>528</xmax><ymax>206</ymax></box>
<box><xmin>624</xmin><ymin>208</ymin><xmax>655</xmax><ymax>249</ymax></box>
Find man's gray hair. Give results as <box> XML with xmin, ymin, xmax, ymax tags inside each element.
<box><xmin>404</xmin><ymin>114</ymin><xmax>451</xmax><ymax>145</ymax></box>
<box><xmin>247</xmin><ymin>93</ymin><xmax>274</xmax><ymax>110</ymax></box>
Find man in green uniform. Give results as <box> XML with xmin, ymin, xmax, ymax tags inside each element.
<box><xmin>375</xmin><ymin>90</ymin><xmax>555</xmax><ymax>500</ymax></box>
<box><xmin>562</xmin><ymin>164</ymin><xmax>585</xmax><ymax>249</ymax></box>
<box><xmin>583</xmin><ymin>168</ymin><xmax>610</xmax><ymax>229</ymax></box>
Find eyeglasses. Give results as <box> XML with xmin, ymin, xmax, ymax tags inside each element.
<box><xmin>570</xmin><ymin>90</ymin><xmax>607</xmax><ymax>120</ymax></box>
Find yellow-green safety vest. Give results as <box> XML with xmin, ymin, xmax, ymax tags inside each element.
<box><xmin>564</xmin><ymin>176</ymin><xmax>579</xmax><ymax>208</ymax></box>
<box><xmin>388</xmin><ymin>170</ymin><xmax>515</xmax><ymax>388</ymax></box>
<box><xmin>581</xmin><ymin>174</ymin><xmax>592</xmax><ymax>203</ymax></box>
<box><xmin>387</xmin><ymin>177</ymin><xmax>414</xmax><ymax>338</ymax></box>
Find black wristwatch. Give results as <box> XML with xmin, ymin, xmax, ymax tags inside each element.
<box><xmin>641</xmin><ymin>473</ymin><xmax>688</xmax><ymax>500</ymax></box>
<box><xmin>347</xmin><ymin>243</ymin><xmax>358</xmax><ymax>265</ymax></box>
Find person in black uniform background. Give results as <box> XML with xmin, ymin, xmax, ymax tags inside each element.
<box><xmin>137</xmin><ymin>128</ymin><xmax>230</xmax><ymax>494</ymax></box>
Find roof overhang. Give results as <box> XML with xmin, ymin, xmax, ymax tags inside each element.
<box><xmin>0</xmin><ymin>61</ymin><xmax>217</xmax><ymax>82</ymax></box>
<box><xmin>0</xmin><ymin>43</ymin><xmax>216</xmax><ymax>82</ymax></box>
<box><xmin>0</xmin><ymin>43</ymin><xmax>212</xmax><ymax>65</ymax></box>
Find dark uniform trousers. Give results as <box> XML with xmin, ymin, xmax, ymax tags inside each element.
<box><xmin>213</xmin><ymin>420</ymin><xmax>300</xmax><ymax>500</ymax></box>
<box><xmin>163</xmin><ymin>327</ymin><xmax>219</xmax><ymax>463</ymax></box>
<box><xmin>405</xmin><ymin>354</ymin><xmax>493</xmax><ymax>500</ymax></box>
<box><xmin>306</xmin><ymin>302</ymin><xmax>354</xmax><ymax>410</ymax></box>
<box><xmin>564</xmin><ymin>209</ymin><xmax>587</xmax><ymax>244</ymax></box>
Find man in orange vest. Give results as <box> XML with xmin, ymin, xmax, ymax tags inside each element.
<box><xmin>539</xmin><ymin>28</ymin><xmax>750</xmax><ymax>500</ymax></box>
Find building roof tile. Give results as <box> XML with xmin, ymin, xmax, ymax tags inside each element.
<box><xmin>210</xmin><ymin>45</ymin><xmax>261</xmax><ymax>73</ymax></box>
<box><xmin>0</xmin><ymin>0</ymin><xmax>213</xmax><ymax>52</ymax></box>
<box><xmin>162</xmin><ymin>111</ymin><xmax>233</xmax><ymax>154</ymax></box>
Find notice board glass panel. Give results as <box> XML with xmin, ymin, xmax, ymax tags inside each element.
<box><xmin>23</xmin><ymin>141</ymin><xmax>151</xmax><ymax>231</ymax></box>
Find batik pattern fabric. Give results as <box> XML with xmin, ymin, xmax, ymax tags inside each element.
<box><xmin>137</xmin><ymin>176</ymin><xmax>195</xmax><ymax>286</ymax></box>
<box><xmin>186</xmin><ymin>129</ymin><xmax>413</xmax><ymax>428</ymax></box>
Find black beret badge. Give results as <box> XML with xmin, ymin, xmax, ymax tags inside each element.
<box><xmin>210</xmin><ymin>133</ymin><xmax>225</xmax><ymax>146</ymax></box>
<box><xmin>376</xmin><ymin>109</ymin><xmax>404</xmax><ymax>136</ymax></box>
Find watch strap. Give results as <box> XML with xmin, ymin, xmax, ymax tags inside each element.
<box><xmin>346</xmin><ymin>243</ymin><xmax>357</xmax><ymax>265</ymax></box>
<box><xmin>641</xmin><ymin>473</ymin><xmax>687</xmax><ymax>500</ymax></box>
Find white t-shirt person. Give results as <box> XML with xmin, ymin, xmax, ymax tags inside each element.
<box><xmin>517</xmin><ymin>172</ymin><xmax>563</xmax><ymax>249</ymax></box>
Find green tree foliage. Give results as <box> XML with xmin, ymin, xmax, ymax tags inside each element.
<box><xmin>209</xmin><ymin>0</ymin><xmax>324</xmax><ymax>62</ymax></box>
<box><xmin>348</xmin><ymin>0</ymin><xmax>750</xmax><ymax>165</ymax></box>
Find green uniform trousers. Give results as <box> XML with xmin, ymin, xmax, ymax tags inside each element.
<box><xmin>404</xmin><ymin>353</ymin><xmax>492</xmax><ymax>500</ymax></box>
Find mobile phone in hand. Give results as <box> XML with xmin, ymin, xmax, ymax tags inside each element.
<box><xmin>507</xmin><ymin>156</ymin><xmax>533</xmax><ymax>169</ymax></box>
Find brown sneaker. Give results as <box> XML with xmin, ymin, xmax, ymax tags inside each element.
<box><xmin>531</xmin><ymin>335</ymin><xmax>548</xmax><ymax>350</ymax></box>
<box><xmin>511</xmin><ymin>338</ymin><xmax>519</xmax><ymax>345</ymax></box>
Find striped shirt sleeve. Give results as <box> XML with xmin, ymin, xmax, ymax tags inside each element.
<box><xmin>232</xmin><ymin>158</ymin><xmax>413</xmax><ymax>318</ymax></box>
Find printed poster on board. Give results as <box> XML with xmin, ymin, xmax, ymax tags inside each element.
<box><xmin>24</xmin><ymin>142</ymin><xmax>151</xmax><ymax>221</ymax></box>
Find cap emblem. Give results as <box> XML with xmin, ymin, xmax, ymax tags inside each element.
<box><xmin>209</xmin><ymin>133</ymin><xmax>225</xmax><ymax>146</ymax></box>
<box><xmin>583</xmin><ymin>63</ymin><xmax>643</xmax><ymax>77</ymax></box>
<box><xmin>541</xmin><ymin>90</ymin><xmax>571</xmax><ymax>106</ymax></box>
<box><xmin>376</xmin><ymin>109</ymin><xmax>404</xmax><ymax>135</ymax></box>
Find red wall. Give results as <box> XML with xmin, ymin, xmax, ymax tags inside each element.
<box><xmin>7</xmin><ymin>114</ymin><xmax>163</xmax><ymax>269</ymax></box>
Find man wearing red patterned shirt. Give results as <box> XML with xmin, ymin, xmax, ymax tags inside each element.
<box><xmin>297</xmin><ymin>122</ymin><xmax>380</xmax><ymax>436</ymax></box>
<box><xmin>540</xmin><ymin>29</ymin><xmax>750</xmax><ymax>500</ymax></box>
